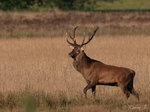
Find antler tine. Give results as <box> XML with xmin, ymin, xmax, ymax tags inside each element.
<box><xmin>66</xmin><ymin>26</ymin><xmax>79</xmax><ymax>46</ymax></box>
<box><xmin>68</xmin><ymin>26</ymin><xmax>78</xmax><ymax>44</ymax></box>
<box><xmin>82</xmin><ymin>31</ymin><xmax>86</xmax><ymax>45</ymax></box>
<box><xmin>68</xmin><ymin>33</ymin><xmax>75</xmax><ymax>42</ymax></box>
<box><xmin>73</xmin><ymin>26</ymin><xmax>78</xmax><ymax>39</ymax></box>
<box><xmin>66</xmin><ymin>37</ymin><xmax>76</xmax><ymax>46</ymax></box>
<box><xmin>82</xmin><ymin>27</ymin><xmax>99</xmax><ymax>46</ymax></box>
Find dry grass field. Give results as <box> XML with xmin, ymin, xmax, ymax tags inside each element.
<box><xmin>0</xmin><ymin>11</ymin><xmax>150</xmax><ymax>38</ymax></box>
<box><xmin>0</xmin><ymin>35</ymin><xmax>150</xmax><ymax>112</ymax></box>
<box><xmin>0</xmin><ymin>11</ymin><xmax>150</xmax><ymax>112</ymax></box>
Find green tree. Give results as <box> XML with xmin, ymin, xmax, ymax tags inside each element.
<box><xmin>0</xmin><ymin>0</ymin><xmax>27</xmax><ymax>10</ymax></box>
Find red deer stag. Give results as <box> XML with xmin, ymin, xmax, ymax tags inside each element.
<box><xmin>66</xmin><ymin>26</ymin><xmax>139</xmax><ymax>101</ymax></box>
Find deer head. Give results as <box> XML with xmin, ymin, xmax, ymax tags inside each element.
<box><xmin>66</xmin><ymin>26</ymin><xmax>99</xmax><ymax>60</ymax></box>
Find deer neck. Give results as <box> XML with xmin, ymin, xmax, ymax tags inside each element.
<box><xmin>73</xmin><ymin>51</ymin><xmax>91</xmax><ymax>73</ymax></box>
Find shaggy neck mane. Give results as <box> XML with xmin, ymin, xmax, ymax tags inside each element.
<box><xmin>73</xmin><ymin>51</ymin><xmax>92</xmax><ymax>73</ymax></box>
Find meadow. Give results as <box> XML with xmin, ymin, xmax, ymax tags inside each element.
<box><xmin>0</xmin><ymin>35</ymin><xmax>150</xmax><ymax>112</ymax></box>
<box><xmin>0</xmin><ymin>12</ymin><xmax>150</xmax><ymax>112</ymax></box>
<box><xmin>1</xmin><ymin>11</ymin><xmax>150</xmax><ymax>38</ymax></box>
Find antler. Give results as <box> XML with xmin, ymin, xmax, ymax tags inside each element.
<box><xmin>66</xmin><ymin>26</ymin><xmax>78</xmax><ymax>46</ymax></box>
<box><xmin>66</xmin><ymin>26</ymin><xmax>99</xmax><ymax>47</ymax></box>
<box><xmin>81</xmin><ymin>27</ymin><xmax>99</xmax><ymax>46</ymax></box>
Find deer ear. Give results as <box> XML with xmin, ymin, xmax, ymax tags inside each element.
<box><xmin>81</xmin><ymin>47</ymin><xmax>84</xmax><ymax>51</ymax></box>
<box><xmin>69</xmin><ymin>46</ymin><xmax>74</xmax><ymax>49</ymax></box>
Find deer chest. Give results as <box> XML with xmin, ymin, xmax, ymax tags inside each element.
<box><xmin>73</xmin><ymin>61</ymin><xmax>81</xmax><ymax>72</ymax></box>
<box><xmin>73</xmin><ymin>61</ymin><xmax>78</xmax><ymax>70</ymax></box>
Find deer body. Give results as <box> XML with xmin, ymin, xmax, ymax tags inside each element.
<box><xmin>71</xmin><ymin>50</ymin><xmax>135</xmax><ymax>87</ymax></box>
<box><xmin>66</xmin><ymin>26</ymin><xmax>139</xmax><ymax>100</ymax></box>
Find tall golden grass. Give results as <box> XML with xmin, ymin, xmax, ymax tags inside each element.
<box><xmin>0</xmin><ymin>35</ymin><xmax>149</xmax><ymax>111</ymax></box>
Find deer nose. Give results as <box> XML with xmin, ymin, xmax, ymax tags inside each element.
<box><xmin>68</xmin><ymin>52</ymin><xmax>72</xmax><ymax>57</ymax></box>
<box><xmin>69</xmin><ymin>52</ymin><xmax>75</xmax><ymax>58</ymax></box>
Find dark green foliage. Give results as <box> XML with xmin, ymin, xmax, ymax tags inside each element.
<box><xmin>0</xmin><ymin>0</ymin><xmax>74</xmax><ymax>11</ymax></box>
<box><xmin>55</xmin><ymin>0</ymin><xmax>74</xmax><ymax>10</ymax></box>
<box><xmin>0</xmin><ymin>0</ymin><xmax>28</xmax><ymax>10</ymax></box>
<box><xmin>0</xmin><ymin>0</ymin><xmax>150</xmax><ymax>11</ymax></box>
<box><xmin>0</xmin><ymin>0</ymin><xmax>46</xmax><ymax>10</ymax></box>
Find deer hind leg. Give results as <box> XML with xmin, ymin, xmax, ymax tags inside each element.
<box><xmin>123</xmin><ymin>87</ymin><xmax>130</xmax><ymax>99</ymax></box>
<box><xmin>119</xmin><ymin>83</ymin><xmax>130</xmax><ymax>99</ymax></box>
<box><xmin>127</xmin><ymin>79</ymin><xmax>139</xmax><ymax>101</ymax></box>
<box><xmin>83</xmin><ymin>80</ymin><xmax>96</xmax><ymax>98</ymax></box>
<box><xmin>92</xmin><ymin>86</ymin><xmax>96</xmax><ymax>98</ymax></box>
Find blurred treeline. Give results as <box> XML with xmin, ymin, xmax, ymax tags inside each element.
<box><xmin>0</xmin><ymin>0</ymin><xmax>150</xmax><ymax>11</ymax></box>
<box><xmin>0</xmin><ymin>0</ymin><xmax>96</xmax><ymax>11</ymax></box>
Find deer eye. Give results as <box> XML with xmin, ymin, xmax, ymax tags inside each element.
<box><xmin>77</xmin><ymin>50</ymin><xmax>80</xmax><ymax>53</ymax></box>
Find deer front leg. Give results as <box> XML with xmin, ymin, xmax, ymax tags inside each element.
<box><xmin>83</xmin><ymin>80</ymin><xmax>96</xmax><ymax>98</ymax></box>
